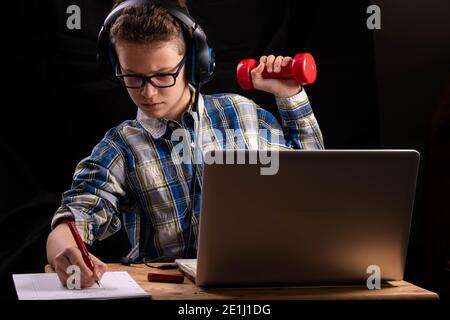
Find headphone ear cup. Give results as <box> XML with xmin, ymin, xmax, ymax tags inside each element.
<box><xmin>196</xmin><ymin>47</ymin><xmax>214</xmax><ymax>86</ymax></box>
<box><xmin>186</xmin><ymin>43</ymin><xmax>197</xmax><ymax>86</ymax></box>
<box><xmin>108</xmin><ymin>45</ymin><xmax>119</xmax><ymax>75</ymax></box>
<box><xmin>207</xmin><ymin>47</ymin><xmax>215</xmax><ymax>81</ymax></box>
<box><xmin>97</xmin><ymin>27</ymin><xmax>117</xmax><ymax>79</ymax></box>
<box><xmin>97</xmin><ymin>29</ymin><xmax>109</xmax><ymax>76</ymax></box>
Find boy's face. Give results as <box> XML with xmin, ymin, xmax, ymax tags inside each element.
<box><xmin>115</xmin><ymin>39</ymin><xmax>191</xmax><ymax>121</ymax></box>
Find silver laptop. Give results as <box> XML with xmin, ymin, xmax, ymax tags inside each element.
<box><xmin>176</xmin><ymin>150</ymin><xmax>419</xmax><ymax>287</ymax></box>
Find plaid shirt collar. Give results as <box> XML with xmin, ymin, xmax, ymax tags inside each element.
<box><xmin>136</xmin><ymin>85</ymin><xmax>205</xmax><ymax>139</ymax></box>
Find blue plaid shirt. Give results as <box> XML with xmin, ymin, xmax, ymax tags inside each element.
<box><xmin>51</xmin><ymin>88</ymin><xmax>324</xmax><ymax>261</ymax></box>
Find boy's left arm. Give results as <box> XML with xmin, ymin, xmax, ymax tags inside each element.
<box><xmin>251</xmin><ymin>55</ymin><xmax>324</xmax><ymax>150</ymax></box>
<box><xmin>274</xmin><ymin>88</ymin><xmax>324</xmax><ymax>149</ymax></box>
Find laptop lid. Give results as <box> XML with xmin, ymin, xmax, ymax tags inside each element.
<box><xmin>195</xmin><ymin>150</ymin><xmax>419</xmax><ymax>286</ymax></box>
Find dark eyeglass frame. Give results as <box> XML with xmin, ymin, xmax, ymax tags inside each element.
<box><xmin>115</xmin><ymin>56</ymin><xmax>187</xmax><ymax>89</ymax></box>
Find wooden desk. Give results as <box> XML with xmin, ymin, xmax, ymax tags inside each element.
<box><xmin>45</xmin><ymin>263</ymin><xmax>439</xmax><ymax>300</ymax></box>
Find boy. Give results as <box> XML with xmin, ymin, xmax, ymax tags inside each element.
<box><xmin>47</xmin><ymin>0</ymin><xmax>324</xmax><ymax>288</ymax></box>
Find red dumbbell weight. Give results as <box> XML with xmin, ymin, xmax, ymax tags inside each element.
<box><xmin>236</xmin><ymin>53</ymin><xmax>317</xmax><ymax>90</ymax></box>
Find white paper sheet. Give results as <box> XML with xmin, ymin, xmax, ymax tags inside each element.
<box><xmin>13</xmin><ymin>271</ymin><xmax>150</xmax><ymax>300</ymax></box>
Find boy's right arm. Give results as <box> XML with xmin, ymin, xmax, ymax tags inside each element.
<box><xmin>47</xmin><ymin>138</ymin><xmax>126</xmax><ymax>287</ymax></box>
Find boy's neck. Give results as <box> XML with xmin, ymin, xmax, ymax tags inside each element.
<box><xmin>168</xmin><ymin>85</ymin><xmax>192</xmax><ymax>123</ymax></box>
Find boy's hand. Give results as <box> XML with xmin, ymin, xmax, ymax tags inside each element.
<box><xmin>250</xmin><ymin>55</ymin><xmax>302</xmax><ymax>98</ymax></box>
<box><xmin>54</xmin><ymin>246</ymin><xmax>107</xmax><ymax>288</ymax></box>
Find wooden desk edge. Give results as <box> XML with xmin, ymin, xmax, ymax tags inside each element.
<box><xmin>44</xmin><ymin>263</ymin><xmax>440</xmax><ymax>300</ymax></box>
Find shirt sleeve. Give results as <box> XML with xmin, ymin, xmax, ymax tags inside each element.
<box><xmin>51</xmin><ymin>138</ymin><xmax>127</xmax><ymax>245</ymax></box>
<box><xmin>255</xmin><ymin>88</ymin><xmax>324</xmax><ymax>150</ymax></box>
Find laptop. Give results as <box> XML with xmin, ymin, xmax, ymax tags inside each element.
<box><xmin>176</xmin><ymin>150</ymin><xmax>419</xmax><ymax>287</ymax></box>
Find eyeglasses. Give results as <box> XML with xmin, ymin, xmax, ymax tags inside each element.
<box><xmin>115</xmin><ymin>56</ymin><xmax>187</xmax><ymax>89</ymax></box>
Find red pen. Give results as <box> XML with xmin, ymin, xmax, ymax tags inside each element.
<box><xmin>68</xmin><ymin>220</ymin><xmax>102</xmax><ymax>288</ymax></box>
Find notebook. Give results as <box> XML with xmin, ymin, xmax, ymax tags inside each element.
<box><xmin>13</xmin><ymin>271</ymin><xmax>150</xmax><ymax>300</ymax></box>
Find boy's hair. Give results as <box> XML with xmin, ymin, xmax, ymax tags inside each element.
<box><xmin>110</xmin><ymin>0</ymin><xmax>191</xmax><ymax>54</ymax></box>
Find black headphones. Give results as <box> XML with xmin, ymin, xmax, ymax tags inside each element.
<box><xmin>97</xmin><ymin>0</ymin><xmax>215</xmax><ymax>87</ymax></box>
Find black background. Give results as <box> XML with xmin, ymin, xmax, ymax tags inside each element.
<box><xmin>0</xmin><ymin>0</ymin><xmax>448</xmax><ymax>301</ymax></box>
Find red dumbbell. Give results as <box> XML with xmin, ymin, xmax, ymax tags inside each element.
<box><xmin>236</xmin><ymin>53</ymin><xmax>317</xmax><ymax>90</ymax></box>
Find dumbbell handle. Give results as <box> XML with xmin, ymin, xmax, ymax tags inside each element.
<box><xmin>236</xmin><ymin>53</ymin><xmax>317</xmax><ymax>90</ymax></box>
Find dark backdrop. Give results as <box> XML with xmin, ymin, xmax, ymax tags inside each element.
<box><xmin>0</xmin><ymin>0</ymin><xmax>448</xmax><ymax>300</ymax></box>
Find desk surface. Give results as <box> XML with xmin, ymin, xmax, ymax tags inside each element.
<box><xmin>45</xmin><ymin>263</ymin><xmax>439</xmax><ymax>300</ymax></box>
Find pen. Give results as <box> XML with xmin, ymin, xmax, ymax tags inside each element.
<box><xmin>68</xmin><ymin>220</ymin><xmax>102</xmax><ymax>288</ymax></box>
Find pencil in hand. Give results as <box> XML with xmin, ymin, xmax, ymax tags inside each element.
<box><xmin>67</xmin><ymin>220</ymin><xmax>103</xmax><ymax>288</ymax></box>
